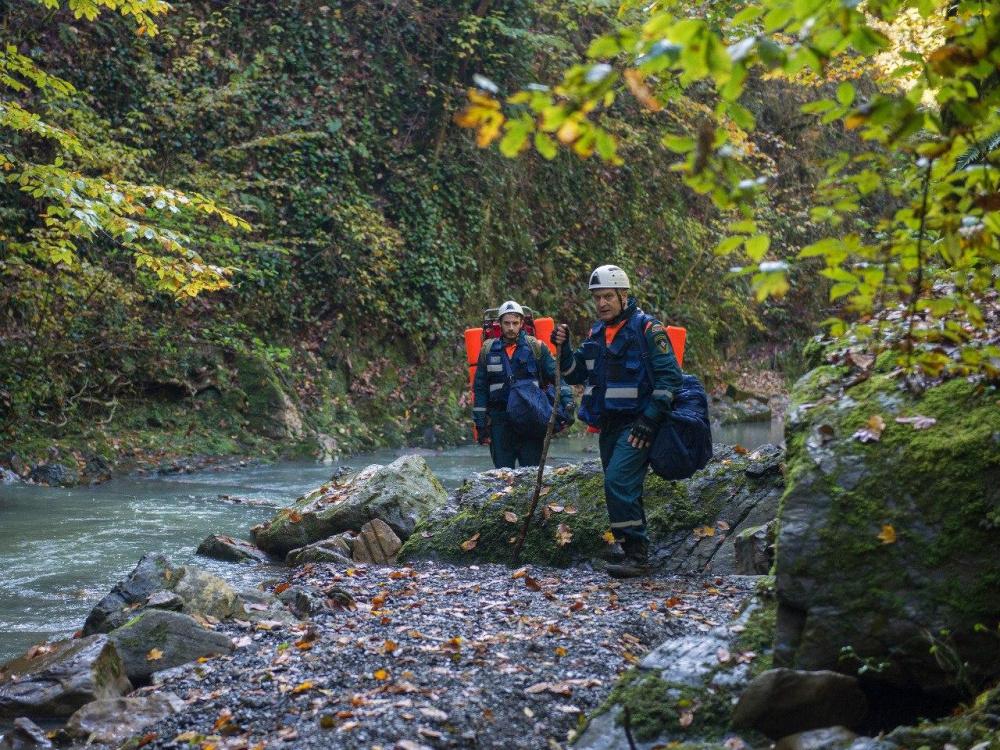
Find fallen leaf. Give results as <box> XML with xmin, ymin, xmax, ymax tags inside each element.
<box><xmin>288</xmin><ymin>511</ymin><xmax>303</xmax><ymax>523</ymax></box>
<box><xmin>555</xmin><ymin>523</ymin><xmax>573</xmax><ymax>547</ymax></box>
<box><xmin>511</xmin><ymin>567</ymin><xmax>528</xmax><ymax>579</ymax></box>
<box><xmin>460</xmin><ymin>532</ymin><xmax>481</xmax><ymax>552</ymax></box>
<box><xmin>853</xmin><ymin>414</ymin><xmax>885</xmax><ymax>443</ymax></box>
<box><xmin>523</xmin><ymin>575</ymin><xmax>541</xmax><ymax>592</ymax></box>
<box><xmin>693</xmin><ymin>525</ymin><xmax>716</xmax><ymax>539</ymax></box>
<box><xmin>292</xmin><ymin>680</ymin><xmax>314</xmax><ymax>694</ymax></box>
<box><xmin>539</xmin><ymin>486</ymin><xmax>552</xmax><ymax>496</ymax></box>
<box><xmin>602</xmin><ymin>531</ymin><xmax>617</xmax><ymax>544</ymax></box>
<box><xmin>733</xmin><ymin>444</ymin><xmax>748</xmax><ymax>455</ymax></box>
<box><xmin>546</xmin><ymin>504</ymin><xmax>564</xmax><ymax>513</ymax></box>
<box><xmin>25</xmin><ymin>644</ymin><xmax>56</xmax><ymax>659</ymax></box>
<box><xmin>554</xmin><ymin>646</ymin><xmax>567</xmax><ymax>657</ymax></box>
<box><xmin>146</xmin><ymin>648</ymin><xmax>164</xmax><ymax>661</ymax></box>
<box><xmin>716</xmin><ymin>520</ymin><xmax>730</xmax><ymax>531</ymax></box>
<box><xmin>877</xmin><ymin>524</ymin><xmax>897</xmax><ymax>544</ymax></box>
<box><xmin>503</xmin><ymin>511</ymin><xmax>518</xmax><ymax>523</ymax></box>
<box><xmin>563</xmin><ymin>505</ymin><xmax>578</xmax><ymax>515</ymax></box>
<box><xmin>665</xmin><ymin>596</ymin><xmax>682</xmax><ymax>607</ymax></box>
<box><xmin>569</xmin><ymin>600</ymin><xmax>585</xmax><ymax>612</ymax></box>
<box><xmin>383</xmin><ymin>640</ymin><xmax>398</xmax><ymax>654</ymax></box>
<box><xmin>717</xmin><ymin>646</ymin><xmax>731</xmax><ymax>663</ymax></box>
<box><xmin>273</xmin><ymin>582</ymin><xmax>290</xmax><ymax>594</ymax></box>
<box><xmin>373</xmin><ymin>668</ymin><xmax>390</xmax><ymax>680</ymax></box>
<box><xmin>895</xmin><ymin>415</ymin><xmax>936</xmax><ymax>429</ymax></box>
<box><xmin>679</xmin><ymin>710</ymin><xmax>694</xmax><ymax>727</ymax></box>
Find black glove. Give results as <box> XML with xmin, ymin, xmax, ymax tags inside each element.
<box><xmin>551</xmin><ymin>324</ymin><xmax>571</xmax><ymax>350</ymax></box>
<box><xmin>629</xmin><ymin>414</ymin><xmax>659</xmax><ymax>446</ymax></box>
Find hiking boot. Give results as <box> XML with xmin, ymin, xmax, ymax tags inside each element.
<box><xmin>605</xmin><ymin>539</ymin><xmax>651</xmax><ymax>579</ymax></box>
<box><xmin>606</xmin><ymin>540</ymin><xmax>626</xmax><ymax>563</ymax></box>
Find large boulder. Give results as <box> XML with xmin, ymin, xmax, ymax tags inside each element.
<box><xmin>66</xmin><ymin>692</ymin><xmax>186</xmax><ymax>745</ymax></box>
<box><xmin>775</xmin><ymin>368</ymin><xmax>1000</xmax><ymax>696</ymax></box>
<box><xmin>252</xmin><ymin>455</ymin><xmax>448</xmax><ymax>557</ymax></box>
<box><xmin>108</xmin><ymin>609</ymin><xmax>234</xmax><ymax>684</ymax></box>
<box><xmin>234</xmin><ymin>352</ymin><xmax>305</xmax><ymax>440</ymax></box>
<box><xmin>731</xmin><ymin>668</ymin><xmax>868</xmax><ymax>738</ymax></box>
<box><xmin>83</xmin><ymin>554</ymin><xmax>175</xmax><ymax>635</ymax></box>
<box><xmin>400</xmin><ymin>444</ymin><xmax>784</xmax><ymax>572</ymax></box>
<box><xmin>0</xmin><ymin>636</ymin><xmax>131</xmax><ymax>719</ymax></box>
<box><xmin>83</xmin><ymin>554</ymin><xmax>245</xmax><ymax>635</ymax></box>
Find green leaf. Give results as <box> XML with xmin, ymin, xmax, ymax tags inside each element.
<box><xmin>534</xmin><ymin>131</ymin><xmax>557</xmax><ymax>160</ymax></box>
<box><xmin>745</xmin><ymin>234</ymin><xmax>771</xmax><ymax>261</ymax></box>
<box><xmin>714</xmin><ymin>235</ymin><xmax>744</xmax><ymax>255</ymax></box>
<box><xmin>836</xmin><ymin>82</ymin><xmax>855</xmax><ymax>107</ymax></box>
<box><xmin>662</xmin><ymin>134</ymin><xmax>696</xmax><ymax>153</ymax></box>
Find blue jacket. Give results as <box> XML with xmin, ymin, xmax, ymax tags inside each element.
<box><xmin>472</xmin><ymin>332</ymin><xmax>559</xmax><ymax>427</ymax></box>
<box><xmin>558</xmin><ymin>299</ymin><xmax>683</xmax><ymax>427</ymax></box>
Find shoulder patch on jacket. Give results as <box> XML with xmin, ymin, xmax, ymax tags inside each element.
<box><xmin>647</xmin><ymin>323</ymin><xmax>671</xmax><ymax>354</ymax></box>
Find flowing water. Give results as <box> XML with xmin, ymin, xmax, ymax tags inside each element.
<box><xmin>0</xmin><ymin>421</ymin><xmax>781</xmax><ymax>663</ymax></box>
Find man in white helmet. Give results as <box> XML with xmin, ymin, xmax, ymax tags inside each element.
<box><xmin>553</xmin><ymin>266</ymin><xmax>683</xmax><ymax>577</ymax></box>
<box><xmin>473</xmin><ymin>300</ymin><xmax>573</xmax><ymax>468</ymax></box>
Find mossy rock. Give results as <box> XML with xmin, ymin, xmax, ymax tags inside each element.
<box><xmin>233</xmin><ymin>352</ymin><xmax>304</xmax><ymax>440</ymax></box>
<box><xmin>775</xmin><ymin>369</ymin><xmax>1000</xmax><ymax>695</ymax></box>
<box><xmin>400</xmin><ymin>444</ymin><xmax>785</xmax><ymax>572</ymax></box>
<box><xmin>252</xmin><ymin>455</ymin><xmax>448</xmax><ymax>556</ymax></box>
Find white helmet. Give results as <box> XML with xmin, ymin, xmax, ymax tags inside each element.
<box><xmin>497</xmin><ymin>300</ymin><xmax>525</xmax><ymax>319</ymax></box>
<box><xmin>588</xmin><ymin>265</ymin><xmax>630</xmax><ymax>290</ymax></box>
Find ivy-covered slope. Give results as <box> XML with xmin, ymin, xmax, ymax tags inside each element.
<box><xmin>1</xmin><ymin>0</ymin><xmax>858</xmax><ymax>464</ymax></box>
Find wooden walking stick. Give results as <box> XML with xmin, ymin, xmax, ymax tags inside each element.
<box><xmin>512</xmin><ymin>360</ymin><xmax>561</xmax><ymax>563</ymax></box>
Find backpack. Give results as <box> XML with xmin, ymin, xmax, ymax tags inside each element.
<box><xmin>638</xmin><ymin>334</ymin><xmax>713</xmax><ymax>480</ymax></box>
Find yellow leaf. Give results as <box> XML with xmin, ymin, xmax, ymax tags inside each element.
<box><xmin>460</xmin><ymin>532</ymin><xmax>481</xmax><ymax>552</ymax></box>
<box><xmin>383</xmin><ymin>640</ymin><xmax>397</xmax><ymax>654</ymax></box>
<box><xmin>623</xmin><ymin>69</ymin><xmax>663</xmax><ymax>112</ymax></box>
<box><xmin>602</xmin><ymin>531</ymin><xmax>617</xmax><ymax>544</ymax></box>
<box><xmin>146</xmin><ymin>648</ymin><xmax>164</xmax><ymax>661</ymax></box>
<box><xmin>554</xmin><ymin>646</ymin><xmax>568</xmax><ymax>657</ymax></box>
<box><xmin>693</xmin><ymin>525</ymin><xmax>716</xmax><ymax>539</ymax></box>
<box><xmin>556</xmin><ymin>119</ymin><xmax>580</xmax><ymax>144</ymax></box>
<box><xmin>373</xmin><ymin>668</ymin><xmax>390</xmax><ymax>681</ymax></box>
<box><xmin>292</xmin><ymin>680</ymin><xmax>314</xmax><ymax>694</ymax></box>
<box><xmin>877</xmin><ymin>524</ymin><xmax>897</xmax><ymax>544</ymax></box>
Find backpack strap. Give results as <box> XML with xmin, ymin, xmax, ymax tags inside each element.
<box><xmin>525</xmin><ymin>335</ymin><xmax>543</xmax><ymax>362</ymax></box>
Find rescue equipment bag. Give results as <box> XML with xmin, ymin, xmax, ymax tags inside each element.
<box><xmin>506</xmin><ymin>378</ymin><xmax>553</xmax><ymax>439</ymax></box>
<box><xmin>647</xmin><ymin>375</ymin><xmax>713</xmax><ymax>480</ymax></box>
<box><xmin>638</xmin><ymin>342</ymin><xmax>712</xmax><ymax>480</ymax></box>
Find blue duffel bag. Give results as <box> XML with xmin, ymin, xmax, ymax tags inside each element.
<box><xmin>648</xmin><ymin>373</ymin><xmax>713</xmax><ymax>480</ymax></box>
<box><xmin>507</xmin><ymin>378</ymin><xmax>553</xmax><ymax>439</ymax></box>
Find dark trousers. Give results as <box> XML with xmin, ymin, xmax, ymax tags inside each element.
<box><xmin>598</xmin><ymin>419</ymin><xmax>649</xmax><ymax>545</ymax></box>
<box><xmin>487</xmin><ymin>410</ymin><xmax>543</xmax><ymax>469</ymax></box>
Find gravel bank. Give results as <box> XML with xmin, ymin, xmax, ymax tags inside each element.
<box><xmin>134</xmin><ymin>561</ymin><xmax>756</xmax><ymax>749</ymax></box>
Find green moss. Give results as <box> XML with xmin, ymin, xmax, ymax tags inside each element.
<box><xmin>600</xmin><ymin>670</ymin><xmax>734</xmax><ymax>742</ymax></box>
<box><xmin>778</xmin><ymin>370</ymin><xmax>1000</xmax><ymax>679</ymax></box>
<box><xmin>734</xmin><ymin>594</ymin><xmax>777</xmax><ymax>678</ymax></box>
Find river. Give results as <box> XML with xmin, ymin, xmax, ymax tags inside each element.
<box><xmin>0</xmin><ymin>421</ymin><xmax>780</xmax><ymax>664</ymax></box>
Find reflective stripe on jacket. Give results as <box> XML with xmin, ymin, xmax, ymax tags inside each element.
<box><xmin>577</xmin><ymin>311</ymin><xmax>653</xmax><ymax>426</ymax></box>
